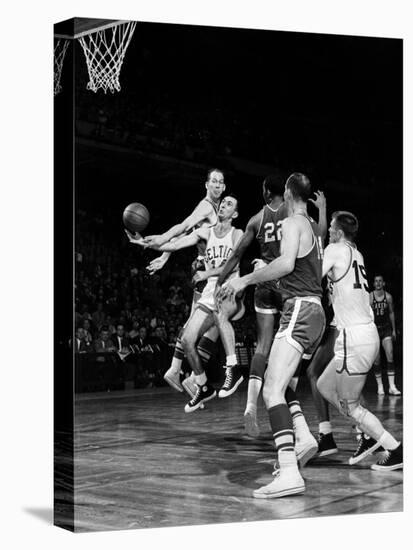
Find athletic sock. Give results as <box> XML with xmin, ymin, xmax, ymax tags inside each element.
<box><xmin>387</xmin><ymin>364</ymin><xmax>397</xmax><ymax>389</ymax></box>
<box><xmin>170</xmin><ymin>336</ymin><xmax>184</xmax><ymax>373</ymax></box>
<box><xmin>249</xmin><ymin>353</ymin><xmax>267</xmax><ymax>382</ymax></box>
<box><xmin>226</xmin><ymin>354</ymin><xmax>237</xmax><ymax>367</ymax></box>
<box><xmin>377</xmin><ymin>430</ymin><xmax>399</xmax><ymax>451</ymax></box>
<box><xmin>268</xmin><ymin>404</ymin><xmax>297</xmax><ymax>471</ymax></box>
<box><xmin>194</xmin><ymin>372</ymin><xmax>207</xmax><ymax>386</ymax></box>
<box><xmin>319</xmin><ymin>421</ymin><xmax>332</xmax><ymax>435</ymax></box>
<box><xmin>285</xmin><ymin>387</ymin><xmax>311</xmax><ymax>439</ymax></box>
<box><xmin>197</xmin><ymin>336</ymin><xmax>216</xmax><ymax>370</ymax></box>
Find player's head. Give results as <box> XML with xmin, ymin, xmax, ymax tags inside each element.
<box><xmin>218</xmin><ymin>194</ymin><xmax>239</xmax><ymax>222</ymax></box>
<box><xmin>329</xmin><ymin>211</ymin><xmax>359</xmax><ymax>243</ymax></box>
<box><xmin>205</xmin><ymin>168</ymin><xmax>225</xmax><ymax>200</ymax></box>
<box><xmin>374</xmin><ymin>275</ymin><xmax>385</xmax><ymax>290</ymax></box>
<box><xmin>262</xmin><ymin>174</ymin><xmax>284</xmax><ymax>204</ymax></box>
<box><xmin>284</xmin><ymin>172</ymin><xmax>312</xmax><ymax>204</ymax></box>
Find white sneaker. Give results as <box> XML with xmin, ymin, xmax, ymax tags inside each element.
<box><xmin>377</xmin><ymin>387</ymin><xmax>385</xmax><ymax>396</ymax></box>
<box><xmin>163</xmin><ymin>367</ymin><xmax>183</xmax><ymax>392</ymax></box>
<box><xmin>295</xmin><ymin>433</ymin><xmax>318</xmax><ymax>467</ymax></box>
<box><xmin>253</xmin><ymin>469</ymin><xmax>305</xmax><ymax>499</ymax></box>
<box><xmin>244</xmin><ymin>409</ymin><xmax>260</xmax><ymax>438</ymax></box>
<box><xmin>389</xmin><ymin>387</ymin><xmax>401</xmax><ymax>396</ymax></box>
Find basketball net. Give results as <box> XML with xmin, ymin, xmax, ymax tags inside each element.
<box><xmin>78</xmin><ymin>21</ymin><xmax>137</xmax><ymax>93</ymax></box>
<box><xmin>54</xmin><ymin>39</ymin><xmax>70</xmax><ymax>96</ymax></box>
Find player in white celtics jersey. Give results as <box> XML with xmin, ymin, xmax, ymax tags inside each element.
<box><xmin>126</xmin><ymin>169</ymin><xmax>226</xmax><ymax>395</ymax></box>
<box><xmin>317</xmin><ymin>211</ymin><xmax>403</xmax><ymax>471</ymax></box>
<box><xmin>151</xmin><ymin>195</ymin><xmax>244</xmax><ymax>412</ymax></box>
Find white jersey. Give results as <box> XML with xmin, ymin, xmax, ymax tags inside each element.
<box><xmin>196</xmin><ymin>225</ymin><xmax>239</xmax><ymax>313</ymax></box>
<box><xmin>194</xmin><ymin>198</ymin><xmax>219</xmax><ymax>258</ymax></box>
<box><xmin>204</xmin><ymin>226</ymin><xmax>237</xmax><ymax>278</ymax></box>
<box><xmin>328</xmin><ymin>242</ymin><xmax>374</xmax><ymax>330</ymax></box>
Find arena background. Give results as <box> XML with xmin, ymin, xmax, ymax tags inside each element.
<box><xmin>72</xmin><ymin>22</ymin><xmax>402</xmax><ymax>391</ymax></box>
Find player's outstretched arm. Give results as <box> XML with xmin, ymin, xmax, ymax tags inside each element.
<box><xmin>216</xmin><ymin>214</ymin><xmax>260</xmax><ymax>288</ymax></box>
<box><xmin>157</xmin><ymin>228</ymin><xmax>207</xmax><ymax>252</ymax></box>
<box><xmin>144</xmin><ymin>201</ymin><xmax>214</xmax><ymax>248</ymax></box>
<box><xmin>309</xmin><ymin>191</ymin><xmax>327</xmax><ymax>241</ymax></box>
<box><xmin>220</xmin><ymin>218</ymin><xmax>299</xmax><ymax>298</ymax></box>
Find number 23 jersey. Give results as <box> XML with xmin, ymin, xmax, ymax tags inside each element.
<box><xmin>327</xmin><ymin>242</ymin><xmax>374</xmax><ymax>329</ymax></box>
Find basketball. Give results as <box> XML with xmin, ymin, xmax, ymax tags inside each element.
<box><xmin>123</xmin><ymin>203</ymin><xmax>150</xmax><ymax>233</ymax></box>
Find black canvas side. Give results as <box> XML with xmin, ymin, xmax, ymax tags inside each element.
<box><xmin>53</xmin><ymin>20</ymin><xmax>75</xmax><ymax>532</ymax></box>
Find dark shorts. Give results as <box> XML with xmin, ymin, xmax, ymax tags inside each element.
<box><xmin>275</xmin><ymin>297</ymin><xmax>326</xmax><ymax>359</ymax></box>
<box><xmin>377</xmin><ymin>324</ymin><xmax>392</xmax><ymax>341</ymax></box>
<box><xmin>254</xmin><ymin>280</ymin><xmax>283</xmax><ymax>314</ymax></box>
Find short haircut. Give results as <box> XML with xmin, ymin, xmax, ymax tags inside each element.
<box><xmin>224</xmin><ymin>193</ymin><xmax>239</xmax><ymax>211</ymax></box>
<box><xmin>100</xmin><ymin>325</ymin><xmax>109</xmax><ymax>332</ymax></box>
<box><xmin>285</xmin><ymin>172</ymin><xmax>311</xmax><ymax>201</ymax></box>
<box><xmin>374</xmin><ymin>274</ymin><xmax>384</xmax><ymax>280</ymax></box>
<box><xmin>263</xmin><ymin>174</ymin><xmax>284</xmax><ymax>197</ymax></box>
<box><xmin>332</xmin><ymin>211</ymin><xmax>359</xmax><ymax>240</ymax></box>
<box><xmin>207</xmin><ymin>167</ymin><xmax>225</xmax><ymax>181</ymax></box>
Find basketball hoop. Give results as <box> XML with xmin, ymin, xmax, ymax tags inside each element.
<box><xmin>54</xmin><ymin>39</ymin><xmax>70</xmax><ymax>95</ymax></box>
<box><xmin>78</xmin><ymin>21</ymin><xmax>137</xmax><ymax>93</ymax></box>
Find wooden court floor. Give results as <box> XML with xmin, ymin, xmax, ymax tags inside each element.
<box><xmin>73</xmin><ymin>381</ymin><xmax>403</xmax><ymax>532</ymax></box>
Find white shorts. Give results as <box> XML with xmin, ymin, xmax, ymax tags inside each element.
<box><xmin>335</xmin><ymin>322</ymin><xmax>380</xmax><ymax>376</ymax></box>
<box><xmin>196</xmin><ymin>278</ymin><xmax>245</xmax><ymax>321</ymax></box>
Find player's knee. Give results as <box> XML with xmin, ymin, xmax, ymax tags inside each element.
<box><xmin>339</xmin><ymin>399</ymin><xmax>366</xmax><ymax>424</ymax></box>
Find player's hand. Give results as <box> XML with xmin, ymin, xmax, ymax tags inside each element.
<box><xmin>146</xmin><ymin>255</ymin><xmax>168</xmax><ymax>275</ymax></box>
<box><xmin>309</xmin><ymin>190</ymin><xmax>326</xmax><ymax>210</ymax></box>
<box><xmin>219</xmin><ymin>277</ymin><xmax>246</xmax><ymax>301</ymax></box>
<box><xmin>143</xmin><ymin>235</ymin><xmax>164</xmax><ymax>249</ymax></box>
<box><xmin>252</xmin><ymin>258</ymin><xmax>266</xmax><ymax>271</ymax></box>
<box><xmin>192</xmin><ymin>271</ymin><xmax>207</xmax><ymax>285</ymax></box>
<box><xmin>392</xmin><ymin>330</ymin><xmax>397</xmax><ymax>342</ymax></box>
<box><xmin>124</xmin><ymin>228</ymin><xmax>146</xmax><ymax>246</ymax></box>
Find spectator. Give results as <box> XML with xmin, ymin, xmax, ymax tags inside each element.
<box><xmin>93</xmin><ymin>326</ymin><xmax>116</xmax><ymax>353</ymax></box>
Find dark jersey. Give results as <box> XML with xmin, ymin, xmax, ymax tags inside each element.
<box><xmin>256</xmin><ymin>203</ymin><xmax>289</xmax><ymax>263</ymax></box>
<box><xmin>279</xmin><ymin>213</ymin><xmax>323</xmax><ymax>303</ymax></box>
<box><xmin>371</xmin><ymin>292</ymin><xmax>391</xmax><ymax>328</ymax></box>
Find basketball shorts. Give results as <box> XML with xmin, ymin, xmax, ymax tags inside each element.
<box><xmin>376</xmin><ymin>323</ymin><xmax>392</xmax><ymax>341</ymax></box>
<box><xmin>197</xmin><ymin>278</ymin><xmax>245</xmax><ymax>321</ymax></box>
<box><xmin>335</xmin><ymin>322</ymin><xmax>380</xmax><ymax>376</ymax></box>
<box><xmin>191</xmin><ymin>256</ymin><xmax>207</xmax><ymax>294</ymax></box>
<box><xmin>254</xmin><ymin>280</ymin><xmax>283</xmax><ymax>314</ymax></box>
<box><xmin>275</xmin><ymin>296</ymin><xmax>325</xmax><ymax>359</ymax></box>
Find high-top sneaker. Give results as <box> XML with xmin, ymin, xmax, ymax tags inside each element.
<box><xmin>218</xmin><ymin>366</ymin><xmax>244</xmax><ymax>398</ymax></box>
<box><xmin>163</xmin><ymin>367</ymin><xmax>184</xmax><ymax>393</ymax></box>
<box><xmin>371</xmin><ymin>443</ymin><xmax>403</xmax><ymax>471</ymax></box>
<box><xmin>184</xmin><ymin>383</ymin><xmax>216</xmax><ymax>413</ymax></box>
<box><xmin>349</xmin><ymin>433</ymin><xmax>382</xmax><ymax>465</ymax></box>
<box><xmin>318</xmin><ymin>432</ymin><xmax>338</xmax><ymax>457</ymax></box>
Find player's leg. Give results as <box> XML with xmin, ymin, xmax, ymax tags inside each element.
<box><xmin>182</xmin><ymin>325</ymin><xmax>219</xmax><ymax>399</ymax></box>
<box><xmin>306</xmin><ymin>327</ymin><xmax>339</xmax><ymax>456</ymax></box>
<box><xmin>253</xmin><ymin>336</ymin><xmax>306</xmax><ymax>498</ymax></box>
<box><xmin>373</xmin><ymin>339</ymin><xmax>384</xmax><ymax>395</ymax></box>
<box><xmin>244</xmin><ymin>310</ymin><xmax>275</xmax><ymax>436</ymax></box>
<box><xmin>214</xmin><ymin>297</ymin><xmax>245</xmax><ymax>398</ymax></box>
<box><xmin>382</xmin><ymin>336</ymin><xmax>400</xmax><ymax>395</ymax></box>
<box><xmin>163</xmin><ymin>326</ymin><xmax>186</xmax><ymax>392</ymax></box>
<box><xmin>181</xmin><ymin>307</ymin><xmax>217</xmax><ymax>412</ymax></box>
<box><xmin>336</xmin><ymin>370</ymin><xmax>402</xmax><ymax>469</ymax></box>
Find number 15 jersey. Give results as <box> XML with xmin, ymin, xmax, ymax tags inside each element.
<box><xmin>328</xmin><ymin>242</ymin><xmax>374</xmax><ymax>329</ymax></box>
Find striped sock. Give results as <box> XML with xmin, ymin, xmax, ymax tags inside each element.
<box><xmin>285</xmin><ymin>387</ymin><xmax>310</xmax><ymax>437</ymax></box>
<box><xmin>197</xmin><ymin>336</ymin><xmax>216</xmax><ymax>370</ymax></box>
<box><xmin>268</xmin><ymin>404</ymin><xmax>295</xmax><ymax>454</ymax></box>
<box><xmin>171</xmin><ymin>336</ymin><xmax>184</xmax><ymax>373</ymax></box>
